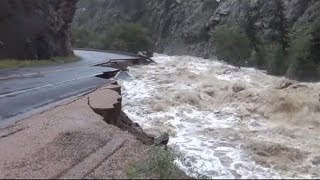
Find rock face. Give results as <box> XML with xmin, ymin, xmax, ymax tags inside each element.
<box><xmin>144</xmin><ymin>0</ymin><xmax>320</xmax><ymax>57</ymax></box>
<box><xmin>74</xmin><ymin>0</ymin><xmax>320</xmax><ymax>58</ymax></box>
<box><xmin>0</xmin><ymin>0</ymin><xmax>78</xmax><ymax>60</ymax></box>
<box><xmin>74</xmin><ymin>0</ymin><xmax>147</xmax><ymax>32</ymax></box>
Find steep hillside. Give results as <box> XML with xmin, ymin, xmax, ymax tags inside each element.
<box><xmin>74</xmin><ymin>0</ymin><xmax>319</xmax><ymax>54</ymax></box>
<box><xmin>73</xmin><ymin>0</ymin><xmax>148</xmax><ymax>32</ymax></box>
<box><xmin>144</xmin><ymin>0</ymin><xmax>319</xmax><ymax>56</ymax></box>
<box><xmin>0</xmin><ymin>0</ymin><xmax>78</xmax><ymax>60</ymax></box>
<box><xmin>73</xmin><ymin>0</ymin><xmax>320</xmax><ymax>80</ymax></box>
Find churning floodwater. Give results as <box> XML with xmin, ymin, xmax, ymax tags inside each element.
<box><xmin>120</xmin><ymin>54</ymin><xmax>320</xmax><ymax>179</ymax></box>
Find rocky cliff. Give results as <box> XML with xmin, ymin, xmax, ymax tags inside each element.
<box><xmin>74</xmin><ymin>0</ymin><xmax>320</xmax><ymax>57</ymax></box>
<box><xmin>145</xmin><ymin>0</ymin><xmax>320</xmax><ymax>57</ymax></box>
<box><xmin>0</xmin><ymin>0</ymin><xmax>78</xmax><ymax>60</ymax></box>
<box><xmin>74</xmin><ymin>0</ymin><xmax>148</xmax><ymax>32</ymax></box>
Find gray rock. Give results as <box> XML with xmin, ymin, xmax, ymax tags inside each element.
<box><xmin>312</xmin><ymin>156</ymin><xmax>320</xmax><ymax>165</ymax></box>
<box><xmin>0</xmin><ymin>0</ymin><xmax>78</xmax><ymax>60</ymax></box>
<box><xmin>275</xmin><ymin>79</ymin><xmax>296</xmax><ymax>89</ymax></box>
<box><xmin>73</xmin><ymin>0</ymin><xmax>320</xmax><ymax>63</ymax></box>
<box><xmin>154</xmin><ymin>132</ymin><xmax>170</xmax><ymax>146</ymax></box>
<box><xmin>232</xmin><ymin>84</ymin><xmax>245</xmax><ymax>93</ymax></box>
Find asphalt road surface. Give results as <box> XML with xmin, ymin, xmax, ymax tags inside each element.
<box><xmin>0</xmin><ymin>50</ymin><xmax>137</xmax><ymax>126</ymax></box>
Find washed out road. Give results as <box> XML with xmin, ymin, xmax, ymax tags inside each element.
<box><xmin>0</xmin><ymin>50</ymin><xmax>137</xmax><ymax>126</ymax></box>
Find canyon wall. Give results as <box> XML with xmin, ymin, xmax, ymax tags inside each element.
<box><xmin>144</xmin><ymin>0</ymin><xmax>320</xmax><ymax>57</ymax></box>
<box><xmin>74</xmin><ymin>0</ymin><xmax>320</xmax><ymax>57</ymax></box>
<box><xmin>0</xmin><ymin>0</ymin><xmax>78</xmax><ymax>60</ymax></box>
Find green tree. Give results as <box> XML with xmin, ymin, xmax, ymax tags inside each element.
<box><xmin>269</xmin><ymin>45</ymin><xmax>287</xmax><ymax>75</ymax></box>
<box><xmin>269</xmin><ymin>0</ymin><xmax>290</xmax><ymax>51</ymax></box>
<box><xmin>267</xmin><ymin>0</ymin><xmax>290</xmax><ymax>75</ymax></box>
<box><xmin>72</xmin><ymin>28</ymin><xmax>91</xmax><ymax>48</ymax></box>
<box><xmin>243</xmin><ymin>2</ymin><xmax>260</xmax><ymax>51</ymax></box>
<box><xmin>242</xmin><ymin>2</ymin><xmax>269</xmax><ymax>69</ymax></box>
<box><xmin>309</xmin><ymin>21</ymin><xmax>320</xmax><ymax>65</ymax></box>
<box><xmin>212</xmin><ymin>25</ymin><xmax>251</xmax><ymax>67</ymax></box>
<box><xmin>297</xmin><ymin>21</ymin><xmax>320</xmax><ymax>80</ymax></box>
<box><xmin>102</xmin><ymin>23</ymin><xmax>153</xmax><ymax>53</ymax></box>
<box><xmin>286</xmin><ymin>24</ymin><xmax>320</xmax><ymax>81</ymax></box>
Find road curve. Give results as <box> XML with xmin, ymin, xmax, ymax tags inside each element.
<box><xmin>0</xmin><ymin>50</ymin><xmax>137</xmax><ymax>127</ymax></box>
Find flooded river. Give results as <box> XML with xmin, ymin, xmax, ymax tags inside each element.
<box><xmin>120</xmin><ymin>54</ymin><xmax>320</xmax><ymax>179</ymax></box>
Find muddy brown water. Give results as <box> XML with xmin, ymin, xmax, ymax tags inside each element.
<box><xmin>120</xmin><ymin>54</ymin><xmax>320</xmax><ymax>179</ymax></box>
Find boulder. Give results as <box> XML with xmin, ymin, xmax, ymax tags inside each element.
<box><xmin>275</xmin><ymin>79</ymin><xmax>296</xmax><ymax>90</ymax></box>
<box><xmin>232</xmin><ymin>84</ymin><xmax>245</xmax><ymax>93</ymax></box>
<box><xmin>312</xmin><ymin>156</ymin><xmax>320</xmax><ymax>166</ymax></box>
<box><xmin>154</xmin><ymin>132</ymin><xmax>170</xmax><ymax>146</ymax></box>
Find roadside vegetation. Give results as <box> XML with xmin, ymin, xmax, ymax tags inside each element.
<box><xmin>0</xmin><ymin>56</ymin><xmax>80</xmax><ymax>69</ymax></box>
<box><xmin>72</xmin><ymin>23</ymin><xmax>153</xmax><ymax>54</ymax></box>
<box><xmin>126</xmin><ymin>145</ymin><xmax>187</xmax><ymax>179</ymax></box>
<box><xmin>212</xmin><ymin>0</ymin><xmax>320</xmax><ymax>81</ymax></box>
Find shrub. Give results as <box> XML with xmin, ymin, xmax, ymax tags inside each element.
<box><xmin>268</xmin><ymin>0</ymin><xmax>290</xmax><ymax>51</ymax></box>
<box><xmin>72</xmin><ymin>28</ymin><xmax>91</xmax><ymax>48</ymax></box>
<box><xmin>286</xmin><ymin>25</ymin><xmax>320</xmax><ymax>81</ymax></box>
<box><xmin>102</xmin><ymin>23</ymin><xmax>153</xmax><ymax>53</ymax></box>
<box><xmin>212</xmin><ymin>25</ymin><xmax>251</xmax><ymax>67</ymax></box>
<box><xmin>253</xmin><ymin>44</ymin><xmax>269</xmax><ymax>69</ymax></box>
<box><xmin>268</xmin><ymin>44</ymin><xmax>288</xmax><ymax>76</ymax></box>
<box><xmin>126</xmin><ymin>145</ymin><xmax>180</xmax><ymax>179</ymax></box>
<box><xmin>72</xmin><ymin>23</ymin><xmax>153</xmax><ymax>54</ymax></box>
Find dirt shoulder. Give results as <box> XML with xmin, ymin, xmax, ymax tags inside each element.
<box><xmin>0</xmin><ymin>85</ymin><xmax>149</xmax><ymax>179</ymax></box>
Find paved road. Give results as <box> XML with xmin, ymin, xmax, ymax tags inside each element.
<box><xmin>0</xmin><ymin>50</ymin><xmax>137</xmax><ymax>126</ymax></box>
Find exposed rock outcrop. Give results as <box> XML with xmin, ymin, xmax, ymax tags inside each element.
<box><xmin>0</xmin><ymin>0</ymin><xmax>78</xmax><ymax>60</ymax></box>
<box><xmin>74</xmin><ymin>0</ymin><xmax>320</xmax><ymax>58</ymax></box>
<box><xmin>275</xmin><ymin>79</ymin><xmax>296</xmax><ymax>89</ymax></box>
<box><xmin>144</xmin><ymin>0</ymin><xmax>320</xmax><ymax>57</ymax></box>
<box><xmin>73</xmin><ymin>0</ymin><xmax>147</xmax><ymax>32</ymax></box>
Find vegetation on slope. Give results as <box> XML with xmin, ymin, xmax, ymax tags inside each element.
<box><xmin>72</xmin><ymin>23</ymin><xmax>153</xmax><ymax>54</ymax></box>
<box><xmin>212</xmin><ymin>25</ymin><xmax>251</xmax><ymax>67</ymax></box>
<box><xmin>212</xmin><ymin>1</ymin><xmax>320</xmax><ymax>81</ymax></box>
<box><xmin>126</xmin><ymin>145</ymin><xmax>187</xmax><ymax>179</ymax></box>
<box><xmin>73</xmin><ymin>0</ymin><xmax>320</xmax><ymax>81</ymax></box>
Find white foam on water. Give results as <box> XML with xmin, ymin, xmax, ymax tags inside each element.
<box><xmin>120</xmin><ymin>54</ymin><xmax>281</xmax><ymax>178</ymax></box>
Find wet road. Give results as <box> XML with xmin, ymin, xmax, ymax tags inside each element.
<box><xmin>0</xmin><ymin>50</ymin><xmax>137</xmax><ymax>125</ymax></box>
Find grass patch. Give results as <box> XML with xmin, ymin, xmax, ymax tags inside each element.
<box><xmin>0</xmin><ymin>55</ymin><xmax>81</xmax><ymax>70</ymax></box>
<box><xmin>126</xmin><ymin>145</ymin><xmax>186</xmax><ymax>179</ymax></box>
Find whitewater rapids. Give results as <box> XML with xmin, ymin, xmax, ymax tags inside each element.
<box><xmin>119</xmin><ymin>54</ymin><xmax>320</xmax><ymax>179</ymax></box>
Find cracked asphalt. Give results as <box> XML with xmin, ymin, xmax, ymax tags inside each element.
<box><xmin>0</xmin><ymin>50</ymin><xmax>137</xmax><ymax>126</ymax></box>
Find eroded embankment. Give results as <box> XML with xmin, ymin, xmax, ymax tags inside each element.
<box><xmin>90</xmin><ymin>57</ymin><xmax>168</xmax><ymax>146</ymax></box>
<box><xmin>0</xmin><ymin>83</ymin><xmax>150</xmax><ymax>179</ymax></box>
<box><xmin>87</xmin><ymin>81</ymin><xmax>168</xmax><ymax>146</ymax></box>
<box><xmin>120</xmin><ymin>54</ymin><xmax>320</xmax><ymax>179</ymax></box>
<box><xmin>0</xmin><ymin>57</ymin><xmax>170</xmax><ymax>179</ymax></box>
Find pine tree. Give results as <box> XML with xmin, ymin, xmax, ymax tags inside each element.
<box><xmin>243</xmin><ymin>2</ymin><xmax>259</xmax><ymax>50</ymax></box>
<box><xmin>298</xmin><ymin>21</ymin><xmax>320</xmax><ymax>80</ymax></box>
<box><xmin>243</xmin><ymin>1</ymin><xmax>268</xmax><ymax>68</ymax></box>
<box><xmin>287</xmin><ymin>22</ymin><xmax>320</xmax><ymax>81</ymax></box>
<box><xmin>269</xmin><ymin>0</ymin><xmax>290</xmax><ymax>51</ymax></box>
<box><xmin>268</xmin><ymin>0</ymin><xmax>290</xmax><ymax>75</ymax></box>
<box><xmin>309</xmin><ymin>22</ymin><xmax>320</xmax><ymax>65</ymax></box>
